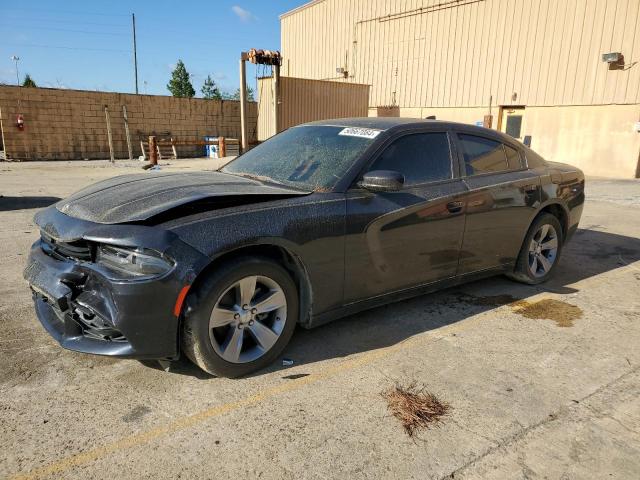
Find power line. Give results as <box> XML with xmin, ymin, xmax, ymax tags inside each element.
<box><xmin>0</xmin><ymin>7</ymin><xmax>129</xmax><ymax>17</ymax></box>
<box><xmin>4</xmin><ymin>42</ymin><xmax>129</xmax><ymax>53</ymax></box>
<box><xmin>4</xmin><ymin>17</ymin><xmax>129</xmax><ymax>28</ymax></box>
<box><xmin>0</xmin><ymin>24</ymin><xmax>125</xmax><ymax>36</ymax></box>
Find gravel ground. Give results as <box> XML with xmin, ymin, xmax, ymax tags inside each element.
<box><xmin>1</xmin><ymin>160</ymin><xmax>639</xmax><ymax>480</ymax></box>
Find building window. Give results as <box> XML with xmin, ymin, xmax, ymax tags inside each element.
<box><xmin>505</xmin><ymin>115</ymin><xmax>523</xmax><ymax>138</ymax></box>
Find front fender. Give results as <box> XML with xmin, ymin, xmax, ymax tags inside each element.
<box><xmin>165</xmin><ymin>194</ymin><xmax>347</xmax><ymax>316</ymax></box>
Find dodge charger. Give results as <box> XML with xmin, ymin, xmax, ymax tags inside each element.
<box><xmin>24</xmin><ymin>118</ymin><xmax>585</xmax><ymax>377</ymax></box>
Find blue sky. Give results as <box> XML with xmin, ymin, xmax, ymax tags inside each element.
<box><xmin>0</xmin><ymin>1</ymin><xmax>303</xmax><ymax>95</ymax></box>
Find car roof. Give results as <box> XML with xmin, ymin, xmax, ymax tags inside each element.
<box><xmin>302</xmin><ymin>117</ymin><xmax>521</xmax><ymax>146</ymax></box>
<box><xmin>303</xmin><ymin>117</ymin><xmax>436</xmax><ymax>130</ymax></box>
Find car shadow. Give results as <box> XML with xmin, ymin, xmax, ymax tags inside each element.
<box><xmin>0</xmin><ymin>196</ymin><xmax>61</xmax><ymax>211</ymax></box>
<box><xmin>149</xmin><ymin>228</ymin><xmax>640</xmax><ymax>379</ymax></box>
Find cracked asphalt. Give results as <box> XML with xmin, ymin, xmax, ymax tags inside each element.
<box><xmin>1</xmin><ymin>160</ymin><xmax>639</xmax><ymax>479</ymax></box>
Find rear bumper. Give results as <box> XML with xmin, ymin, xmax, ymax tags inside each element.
<box><xmin>566</xmin><ymin>201</ymin><xmax>583</xmax><ymax>242</ymax></box>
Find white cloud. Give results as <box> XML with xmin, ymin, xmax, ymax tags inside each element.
<box><xmin>231</xmin><ymin>5</ymin><xmax>256</xmax><ymax>22</ymax></box>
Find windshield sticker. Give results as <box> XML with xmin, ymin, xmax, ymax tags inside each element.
<box><xmin>338</xmin><ymin>127</ymin><xmax>382</xmax><ymax>139</ymax></box>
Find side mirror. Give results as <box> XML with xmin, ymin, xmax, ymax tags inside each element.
<box><xmin>359</xmin><ymin>170</ymin><xmax>404</xmax><ymax>192</ymax></box>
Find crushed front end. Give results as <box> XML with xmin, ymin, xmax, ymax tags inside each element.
<box><xmin>24</xmin><ymin>206</ymin><xmax>209</xmax><ymax>359</ymax></box>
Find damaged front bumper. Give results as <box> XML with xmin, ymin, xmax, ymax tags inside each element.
<box><xmin>24</xmin><ymin>206</ymin><xmax>209</xmax><ymax>360</ymax></box>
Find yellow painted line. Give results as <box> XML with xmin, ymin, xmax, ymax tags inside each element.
<box><xmin>9</xmin><ymin>293</ymin><xmax>558</xmax><ymax>480</ymax></box>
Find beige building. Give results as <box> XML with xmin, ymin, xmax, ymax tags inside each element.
<box><xmin>280</xmin><ymin>0</ymin><xmax>640</xmax><ymax>178</ymax></box>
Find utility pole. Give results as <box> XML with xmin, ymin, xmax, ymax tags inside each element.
<box><xmin>10</xmin><ymin>55</ymin><xmax>20</xmax><ymax>85</ymax></box>
<box><xmin>239</xmin><ymin>52</ymin><xmax>248</xmax><ymax>152</ymax></box>
<box><xmin>132</xmin><ymin>13</ymin><xmax>138</xmax><ymax>94</ymax></box>
<box><xmin>273</xmin><ymin>62</ymin><xmax>280</xmax><ymax>135</ymax></box>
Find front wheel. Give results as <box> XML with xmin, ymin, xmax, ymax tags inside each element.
<box><xmin>182</xmin><ymin>257</ymin><xmax>298</xmax><ymax>378</ymax></box>
<box><xmin>507</xmin><ymin>213</ymin><xmax>564</xmax><ymax>285</ymax></box>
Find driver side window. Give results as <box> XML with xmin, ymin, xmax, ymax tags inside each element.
<box><xmin>368</xmin><ymin>132</ymin><xmax>453</xmax><ymax>186</ymax></box>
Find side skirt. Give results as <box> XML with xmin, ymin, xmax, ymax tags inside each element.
<box><xmin>305</xmin><ymin>265</ymin><xmax>511</xmax><ymax>329</ymax></box>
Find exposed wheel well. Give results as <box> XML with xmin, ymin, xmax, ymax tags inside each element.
<box><xmin>187</xmin><ymin>244</ymin><xmax>313</xmax><ymax>327</ymax></box>
<box><xmin>539</xmin><ymin>203</ymin><xmax>568</xmax><ymax>238</ymax></box>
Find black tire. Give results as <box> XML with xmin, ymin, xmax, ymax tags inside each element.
<box><xmin>507</xmin><ymin>213</ymin><xmax>564</xmax><ymax>285</ymax></box>
<box><xmin>181</xmin><ymin>256</ymin><xmax>298</xmax><ymax>378</ymax></box>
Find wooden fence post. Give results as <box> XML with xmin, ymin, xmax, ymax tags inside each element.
<box><xmin>104</xmin><ymin>105</ymin><xmax>115</xmax><ymax>163</ymax></box>
<box><xmin>122</xmin><ymin>105</ymin><xmax>133</xmax><ymax>161</ymax></box>
<box><xmin>148</xmin><ymin>136</ymin><xmax>158</xmax><ymax>166</ymax></box>
<box><xmin>219</xmin><ymin>136</ymin><xmax>226</xmax><ymax>158</ymax></box>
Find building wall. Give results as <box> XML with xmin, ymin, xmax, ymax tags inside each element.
<box><xmin>378</xmin><ymin>104</ymin><xmax>640</xmax><ymax>178</ymax></box>
<box><xmin>258</xmin><ymin>76</ymin><xmax>370</xmax><ymax>140</ymax></box>
<box><xmin>281</xmin><ymin>0</ymin><xmax>640</xmax><ymax>177</ymax></box>
<box><xmin>282</xmin><ymin>0</ymin><xmax>640</xmax><ymax>108</ymax></box>
<box><xmin>0</xmin><ymin>85</ymin><xmax>257</xmax><ymax>160</ymax></box>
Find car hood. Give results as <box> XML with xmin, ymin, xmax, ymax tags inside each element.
<box><xmin>55</xmin><ymin>171</ymin><xmax>311</xmax><ymax>224</ymax></box>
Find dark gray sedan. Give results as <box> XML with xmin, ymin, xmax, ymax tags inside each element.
<box><xmin>24</xmin><ymin>118</ymin><xmax>584</xmax><ymax>377</ymax></box>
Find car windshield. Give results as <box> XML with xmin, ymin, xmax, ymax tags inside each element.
<box><xmin>221</xmin><ymin>125</ymin><xmax>380</xmax><ymax>190</ymax></box>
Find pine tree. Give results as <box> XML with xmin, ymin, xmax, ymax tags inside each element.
<box><xmin>201</xmin><ymin>75</ymin><xmax>222</xmax><ymax>100</ymax></box>
<box><xmin>167</xmin><ymin>60</ymin><xmax>195</xmax><ymax>98</ymax></box>
<box><xmin>228</xmin><ymin>85</ymin><xmax>255</xmax><ymax>101</ymax></box>
<box><xmin>22</xmin><ymin>74</ymin><xmax>37</xmax><ymax>88</ymax></box>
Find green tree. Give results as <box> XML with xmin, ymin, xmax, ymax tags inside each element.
<box><xmin>226</xmin><ymin>85</ymin><xmax>255</xmax><ymax>101</ymax></box>
<box><xmin>22</xmin><ymin>74</ymin><xmax>37</xmax><ymax>88</ymax></box>
<box><xmin>167</xmin><ymin>60</ymin><xmax>195</xmax><ymax>98</ymax></box>
<box><xmin>201</xmin><ymin>75</ymin><xmax>222</xmax><ymax>100</ymax></box>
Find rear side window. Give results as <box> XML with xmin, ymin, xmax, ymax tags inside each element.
<box><xmin>505</xmin><ymin>145</ymin><xmax>523</xmax><ymax>170</ymax></box>
<box><xmin>458</xmin><ymin>134</ymin><xmax>508</xmax><ymax>175</ymax></box>
<box><xmin>369</xmin><ymin>132</ymin><xmax>452</xmax><ymax>186</ymax></box>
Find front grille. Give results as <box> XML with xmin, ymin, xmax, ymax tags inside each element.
<box><xmin>41</xmin><ymin>233</ymin><xmax>92</xmax><ymax>261</ymax></box>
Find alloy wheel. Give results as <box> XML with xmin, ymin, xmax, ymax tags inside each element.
<box><xmin>208</xmin><ymin>275</ymin><xmax>287</xmax><ymax>363</ymax></box>
<box><xmin>528</xmin><ymin>224</ymin><xmax>559</xmax><ymax>278</ymax></box>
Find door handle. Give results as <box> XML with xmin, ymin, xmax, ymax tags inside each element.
<box><xmin>446</xmin><ymin>201</ymin><xmax>464</xmax><ymax>213</ymax></box>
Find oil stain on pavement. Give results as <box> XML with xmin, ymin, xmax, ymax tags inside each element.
<box><xmin>512</xmin><ymin>299</ymin><xmax>583</xmax><ymax>327</ymax></box>
<box><xmin>122</xmin><ymin>405</ymin><xmax>152</xmax><ymax>423</ymax></box>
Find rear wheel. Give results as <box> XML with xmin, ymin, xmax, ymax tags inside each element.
<box><xmin>182</xmin><ymin>257</ymin><xmax>298</xmax><ymax>377</ymax></box>
<box><xmin>507</xmin><ymin>213</ymin><xmax>563</xmax><ymax>285</ymax></box>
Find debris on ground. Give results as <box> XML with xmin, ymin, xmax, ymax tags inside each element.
<box><xmin>282</xmin><ymin>373</ymin><xmax>309</xmax><ymax>380</ymax></box>
<box><xmin>382</xmin><ymin>383</ymin><xmax>451</xmax><ymax>437</ymax></box>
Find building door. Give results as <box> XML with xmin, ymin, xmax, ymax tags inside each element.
<box><xmin>499</xmin><ymin>106</ymin><xmax>526</xmax><ymax>140</ymax></box>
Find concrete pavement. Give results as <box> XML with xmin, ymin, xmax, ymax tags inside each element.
<box><xmin>1</xmin><ymin>160</ymin><xmax>638</xmax><ymax>479</ymax></box>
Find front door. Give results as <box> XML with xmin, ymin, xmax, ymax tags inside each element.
<box><xmin>499</xmin><ymin>106</ymin><xmax>526</xmax><ymax>141</ymax></box>
<box><xmin>344</xmin><ymin>130</ymin><xmax>467</xmax><ymax>303</ymax></box>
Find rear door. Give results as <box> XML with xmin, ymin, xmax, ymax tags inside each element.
<box><xmin>454</xmin><ymin>131</ymin><xmax>541</xmax><ymax>274</ymax></box>
<box><xmin>344</xmin><ymin>129</ymin><xmax>467</xmax><ymax>303</ymax></box>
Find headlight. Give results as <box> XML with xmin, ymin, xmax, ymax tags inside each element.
<box><xmin>95</xmin><ymin>245</ymin><xmax>175</xmax><ymax>280</ymax></box>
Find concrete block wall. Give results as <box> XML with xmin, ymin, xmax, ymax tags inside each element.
<box><xmin>0</xmin><ymin>85</ymin><xmax>258</xmax><ymax>160</ymax></box>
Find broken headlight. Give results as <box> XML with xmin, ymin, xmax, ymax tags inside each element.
<box><xmin>96</xmin><ymin>245</ymin><xmax>175</xmax><ymax>280</ymax></box>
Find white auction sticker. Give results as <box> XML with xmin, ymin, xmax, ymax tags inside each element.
<box><xmin>338</xmin><ymin>127</ymin><xmax>382</xmax><ymax>139</ymax></box>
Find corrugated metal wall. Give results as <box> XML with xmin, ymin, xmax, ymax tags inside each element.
<box><xmin>258</xmin><ymin>76</ymin><xmax>370</xmax><ymax>140</ymax></box>
<box><xmin>281</xmin><ymin>0</ymin><xmax>640</xmax><ymax>108</ymax></box>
